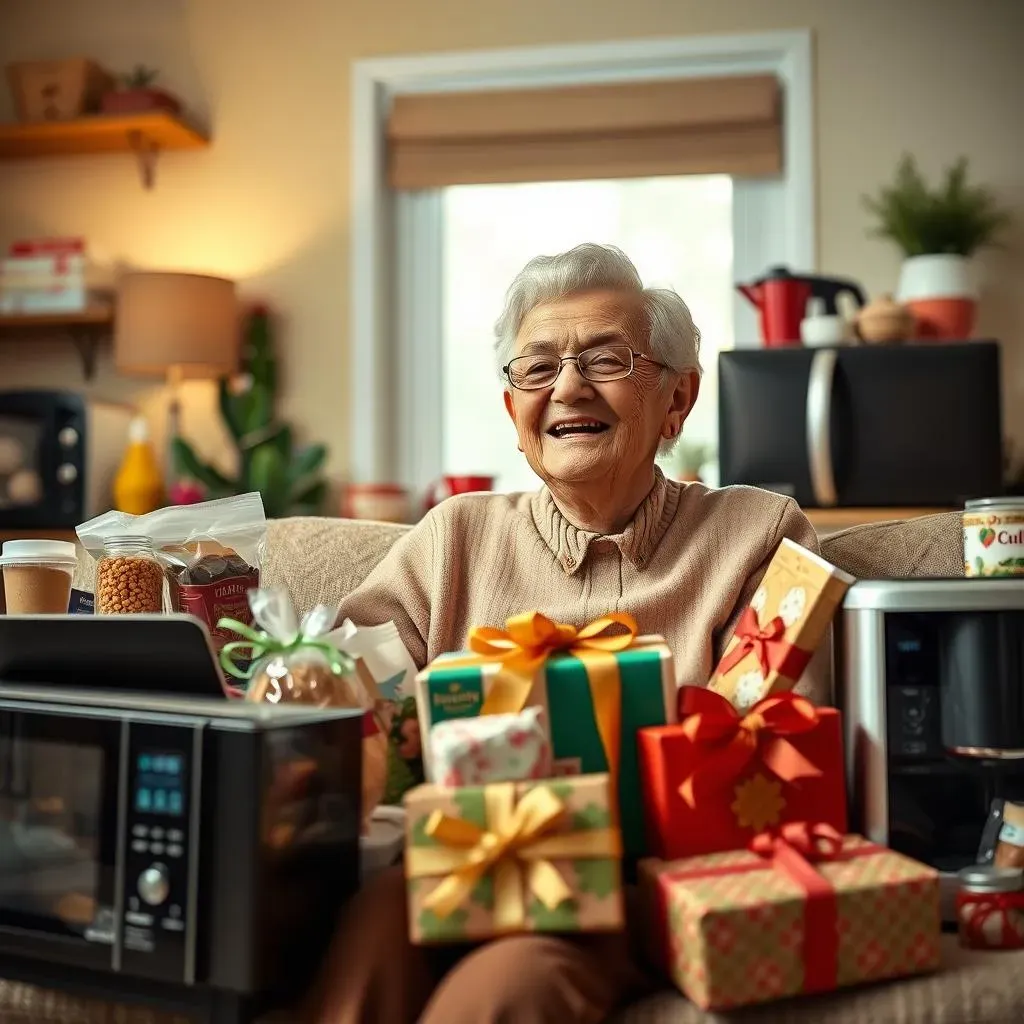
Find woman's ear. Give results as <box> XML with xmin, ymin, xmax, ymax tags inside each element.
<box><xmin>503</xmin><ymin>389</ymin><xmax>517</xmax><ymax>426</ymax></box>
<box><xmin>665</xmin><ymin>370</ymin><xmax>700</xmax><ymax>436</ymax></box>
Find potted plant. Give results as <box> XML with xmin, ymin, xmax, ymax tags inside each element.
<box><xmin>862</xmin><ymin>154</ymin><xmax>1012</xmax><ymax>340</ymax></box>
<box><xmin>100</xmin><ymin>64</ymin><xmax>182</xmax><ymax>116</ymax></box>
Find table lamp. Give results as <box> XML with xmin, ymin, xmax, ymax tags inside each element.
<box><xmin>114</xmin><ymin>271</ymin><xmax>240</xmax><ymax>486</ymax></box>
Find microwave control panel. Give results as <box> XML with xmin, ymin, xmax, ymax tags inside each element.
<box><xmin>120</xmin><ymin>722</ymin><xmax>197</xmax><ymax>983</ymax></box>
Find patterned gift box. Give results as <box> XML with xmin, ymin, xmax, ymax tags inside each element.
<box><xmin>429</xmin><ymin>706</ymin><xmax>552</xmax><ymax>786</ymax></box>
<box><xmin>403</xmin><ymin>773</ymin><xmax>624</xmax><ymax>944</ymax></box>
<box><xmin>415</xmin><ymin>612</ymin><xmax>675</xmax><ymax>857</ymax></box>
<box><xmin>708</xmin><ymin>539</ymin><xmax>855</xmax><ymax>712</ymax></box>
<box><xmin>638</xmin><ymin>823</ymin><xmax>941</xmax><ymax>1011</ymax></box>
<box><xmin>638</xmin><ymin>687</ymin><xmax>847</xmax><ymax>859</ymax></box>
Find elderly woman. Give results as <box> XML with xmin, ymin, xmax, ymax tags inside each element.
<box><xmin>310</xmin><ymin>243</ymin><xmax>824</xmax><ymax>1024</ymax></box>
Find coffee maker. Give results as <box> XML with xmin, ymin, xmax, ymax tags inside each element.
<box><xmin>835</xmin><ymin>578</ymin><xmax>1024</xmax><ymax>920</ymax></box>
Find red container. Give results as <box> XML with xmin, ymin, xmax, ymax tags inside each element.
<box><xmin>737</xmin><ymin>266</ymin><xmax>866</xmax><ymax>347</ymax></box>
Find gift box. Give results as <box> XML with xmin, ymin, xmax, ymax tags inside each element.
<box><xmin>429</xmin><ymin>706</ymin><xmax>552</xmax><ymax>786</ymax></box>
<box><xmin>415</xmin><ymin>611</ymin><xmax>675</xmax><ymax>856</ymax></box>
<box><xmin>708</xmin><ymin>539</ymin><xmax>855</xmax><ymax>711</ymax></box>
<box><xmin>638</xmin><ymin>687</ymin><xmax>847</xmax><ymax>858</ymax></box>
<box><xmin>639</xmin><ymin>822</ymin><xmax>941</xmax><ymax>1010</ymax></box>
<box><xmin>403</xmin><ymin>773</ymin><xmax>624</xmax><ymax>944</ymax></box>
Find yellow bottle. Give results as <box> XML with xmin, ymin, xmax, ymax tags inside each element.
<box><xmin>113</xmin><ymin>416</ymin><xmax>165</xmax><ymax>515</ymax></box>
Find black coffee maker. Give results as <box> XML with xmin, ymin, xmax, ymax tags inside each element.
<box><xmin>836</xmin><ymin>578</ymin><xmax>1024</xmax><ymax>921</ymax></box>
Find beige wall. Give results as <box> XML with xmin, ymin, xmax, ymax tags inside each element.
<box><xmin>1</xmin><ymin>0</ymin><xmax>1022</xmax><ymax>497</ymax></box>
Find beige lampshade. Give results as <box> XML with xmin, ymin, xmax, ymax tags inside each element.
<box><xmin>115</xmin><ymin>271</ymin><xmax>240</xmax><ymax>379</ymax></box>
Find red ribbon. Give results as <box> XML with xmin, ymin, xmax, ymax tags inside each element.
<box><xmin>677</xmin><ymin>687</ymin><xmax>823</xmax><ymax>808</ymax></box>
<box><xmin>956</xmin><ymin>891</ymin><xmax>1024</xmax><ymax>949</ymax></box>
<box><xmin>716</xmin><ymin>607</ymin><xmax>812</xmax><ymax>680</ymax></box>
<box><xmin>658</xmin><ymin>822</ymin><xmax>884</xmax><ymax>995</ymax></box>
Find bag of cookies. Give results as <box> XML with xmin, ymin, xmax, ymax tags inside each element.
<box><xmin>77</xmin><ymin>492</ymin><xmax>267</xmax><ymax>652</ymax></box>
<box><xmin>220</xmin><ymin>588</ymin><xmax>388</xmax><ymax>834</ymax></box>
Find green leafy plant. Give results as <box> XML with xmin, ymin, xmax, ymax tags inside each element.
<box><xmin>172</xmin><ymin>306</ymin><xmax>329</xmax><ymax>518</ymax></box>
<box><xmin>120</xmin><ymin>64</ymin><xmax>160</xmax><ymax>89</ymax></box>
<box><xmin>862</xmin><ymin>154</ymin><xmax>1012</xmax><ymax>257</ymax></box>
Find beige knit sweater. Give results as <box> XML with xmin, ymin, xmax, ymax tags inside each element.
<box><xmin>338</xmin><ymin>470</ymin><xmax>830</xmax><ymax>704</ymax></box>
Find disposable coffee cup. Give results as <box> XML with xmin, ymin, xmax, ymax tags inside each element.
<box><xmin>0</xmin><ymin>540</ymin><xmax>78</xmax><ymax>615</ymax></box>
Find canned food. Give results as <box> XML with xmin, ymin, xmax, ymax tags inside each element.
<box><xmin>963</xmin><ymin>497</ymin><xmax>1024</xmax><ymax>577</ymax></box>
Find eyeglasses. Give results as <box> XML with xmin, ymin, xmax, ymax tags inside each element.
<box><xmin>503</xmin><ymin>344</ymin><xmax>668</xmax><ymax>391</ymax></box>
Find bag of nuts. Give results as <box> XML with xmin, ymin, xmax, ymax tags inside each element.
<box><xmin>77</xmin><ymin>492</ymin><xmax>267</xmax><ymax>652</ymax></box>
<box><xmin>220</xmin><ymin>587</ymin><xmax>389</xmax><ymax>835</ymax></box>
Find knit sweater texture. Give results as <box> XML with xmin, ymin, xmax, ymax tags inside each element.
<box><xmin>338</xmin><ymin>470</ymin><xmax>829</xmax><ymax>704</ymax></box>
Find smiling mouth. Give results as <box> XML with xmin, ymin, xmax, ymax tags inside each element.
<box><xmin>546</xmin><ymin>419</ymin><xmax>611</xmax><ymax>439</ymax></box>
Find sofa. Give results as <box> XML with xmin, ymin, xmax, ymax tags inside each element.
<box><xmin>4</xmin><ymin>508</ymin><xmax>1024</xmax><ymax>1023</ymax></box>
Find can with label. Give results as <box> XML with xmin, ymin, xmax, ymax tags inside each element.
<box><xmin>963</xmin><ymin>497</ymin><xmax>1024</xmax><ymax>577</ymax></box>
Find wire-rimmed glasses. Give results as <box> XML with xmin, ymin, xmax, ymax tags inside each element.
<box><xmin>502</xmin><ymin>344</ymin><xmax>667</xmax><ymax>391</ymax></box>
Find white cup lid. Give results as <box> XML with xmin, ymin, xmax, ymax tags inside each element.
<box><xmin>0</xmin><ymin>539</ymin><xmax>78</xmax><ymax>567</ymax></box>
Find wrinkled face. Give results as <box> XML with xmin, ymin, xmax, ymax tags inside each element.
<box><xmin>503</xmin><ymin>290</ymin><xmax>693</xmax><ymax>487</ymax></box>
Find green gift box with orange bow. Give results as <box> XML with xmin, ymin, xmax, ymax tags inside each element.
<box><xmin>415</xmin><ymin>611</ymin><xmax>676</xmax><ymax>857</ymax></box>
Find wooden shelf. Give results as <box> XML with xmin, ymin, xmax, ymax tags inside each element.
<box><xmin>0</xmin><ymin>111</ymin><xmax>210</xmax><ymax>188</ymax></box>
<box><xmin>0</xmin><ymin>304</ymin><xmax>114</xmax><ymax>379</ymax></box>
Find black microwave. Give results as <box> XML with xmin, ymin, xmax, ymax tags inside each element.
<box><xmin>0</xmin><ymin>390</ymin><xmax>133</xmax><ymax>529</ymax></box>
<box><xmin>0</xmin><ymin>615</ymin><xmax>363</xmax><ymax>1022</ymax></box>
<box><xmin>717</xmin><ymin>342</ymin><xmax>1003</xmax><ymax>508</ymax></box>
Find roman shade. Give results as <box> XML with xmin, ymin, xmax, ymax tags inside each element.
<box><xmin>386</xmin><ymin>74</ymin><xmax>782</xmax><ymax>190</ymax></box>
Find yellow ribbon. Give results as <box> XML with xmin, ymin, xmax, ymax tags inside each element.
<box><xmin>437</xmin><ymin>611</ymin><xmax>638</xmax><ymax>783</ymax></box>
<box><xmin>405</xmin><ymin>782</ymin><xmax>621</xmax><ymax>931</ymax></box>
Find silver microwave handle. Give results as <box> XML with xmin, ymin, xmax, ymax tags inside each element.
<box><xmin>806</xmin><ymin>348</ymin><xmax>839</xmax><ymax>507</ymax></box>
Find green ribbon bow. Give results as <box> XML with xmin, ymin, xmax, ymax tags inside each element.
<box><xmin>217</xmin><ymin>617</ymin><xmax>357</xmax><ymax>681</ymax></box>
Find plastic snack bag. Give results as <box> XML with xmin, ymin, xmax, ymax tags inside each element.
<box><xmin>219</xmin><ymin>588</ymin><xmax>388</xmax><ymax>835</ymax></box>
<box><xmin>76</xmin><ymin>492</ymin><xmax>267</xmax><ymax>653</ymax></box>
<box><xmin>331</xmin><ymin>618</ymin><xmax>422</xmax><ymax>804</ymax></box>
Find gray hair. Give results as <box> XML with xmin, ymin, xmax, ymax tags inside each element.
<box><xmin>493</xmin><ymin>243</ymin><xmax>703</xmax><ymax>378</ymax></box>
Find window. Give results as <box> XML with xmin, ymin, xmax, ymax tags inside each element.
<box><xmin>440</xmin><ymin>175</ymin><xmax>733</xmax><ymax>493</ymax></box>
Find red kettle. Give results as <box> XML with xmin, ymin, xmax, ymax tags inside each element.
<box><xmin>737</xmin><ymin>266</ymin><xmax>866</xmax><ymax>347</ymax></box>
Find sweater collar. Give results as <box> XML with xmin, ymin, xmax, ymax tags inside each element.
<box><xmin>530</xmin><ymin>467</ymin><xmax>680</xmax><ymax>575</ymax></box>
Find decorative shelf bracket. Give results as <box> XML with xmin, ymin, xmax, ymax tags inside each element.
<box><xmin>68</xmin><ymin>329</ymin><xmax>101</xmax><ymax>379</ymax></box>
<box><xmin>127</xmin><ymin>129</ymin><xmax>160</xmax><ymax>190</ymax></box>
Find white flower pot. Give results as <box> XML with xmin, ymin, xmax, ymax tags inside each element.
<box><xmin>897</xmin><ymin>253</ymin><xmax>977</xmax><ymax>301</ymax></box>
<box><xmin>896</xmin><ymin>254</ymin><xmax>978</xmax><ymax>340</ymax></box>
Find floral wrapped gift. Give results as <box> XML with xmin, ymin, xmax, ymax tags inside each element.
<box><xmin>403</xmin><ymin>774</ymin><xmax>623</xmax><ymax>944</ymax></box>
<box><xmin>415</xmin><ymin>611</ymin><xmax>675</xmax><ymax>857</ymax></box>
<box><xmin>709</xmin><ymin>539</ymin><xmax>855</xmax><ymax>712</ymax></box>
<box><xmin>429</xmin><ymin>706</ymin><xmax>552</xmax><ymax>786</ymax></box>
<box><xmin>638</xmin><ymin>687</ymin><xmax>847</xmax><ymax>859</ymax></box>
<box><xmin>639</xmin><ymin>822</ymin><xmax>941</xmax><ymax>1011</ymax></box>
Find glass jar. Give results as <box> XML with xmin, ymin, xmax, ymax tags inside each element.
<box><xmin>956</xmin><ymin>865</ymin><xmax>1024</xmax><ymax>950</ymax></box>
<box><xmin>95</xmin><ymin>535</ymin><xmax>166</xmax><ymax>615</ymax></box>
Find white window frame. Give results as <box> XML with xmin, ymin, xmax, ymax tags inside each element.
<box><xmin>350</xmin><ymin>30</ymin><xmax>815</xmax><ymax>489</ymax></box>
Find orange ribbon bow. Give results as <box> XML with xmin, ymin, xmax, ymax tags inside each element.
<box><xmin>715</xmin><ymin>607</ymin><xmax>813</xmax><ymax>681</ymax></box>
<box><xmin>677</xmin><ymin>686</ymin><xmax>822</xmax><ymax>808</ymax></box>
<box><xmin>441</xmin><ymin>611</ymin><xmax>639</xmax><ymax>782</ymax></box>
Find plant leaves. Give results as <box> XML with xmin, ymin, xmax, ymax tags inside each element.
<box><xmin>171</xmin><ymin>438</ymin><xmax>237</xmax><ymax>495</ymax></box>
<box><xmin>288</xmin><ymin>444</ymin><xmax>328</xmax><ymax>484</ymax></box>
<box><xmin>862</xmin><ymin>152</ymin><xmax>1012</xmax><ymax>257</ymax></box>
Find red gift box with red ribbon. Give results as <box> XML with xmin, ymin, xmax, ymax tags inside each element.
<box><xmin>638</xmin><ymin>687</ymin><xmax>847</xmax><ymax>859</ymax></box>
<box><xmin>639</xmin><ymin>822</ymin><xmax>941</xmax><ymax>1010</ymax></box>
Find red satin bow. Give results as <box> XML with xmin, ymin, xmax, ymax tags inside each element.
<box><xmin>717</xmin><ymin>607</ymin><xmax>787</xmax><ymax>677</ymax></box>
<box><xmin>677</xmin><ymin>687</ymin><xmax>822</xmax><ymax>807</ymax></box>
<box><xmin>750</xmin><ymin>820</ymin><xmax>844</xmax><ymax>862</ymax></box>
<box><xmin>959</xmin><ymin>891</ymin><xmax>1024</xmax><ymax>949</ymax></box>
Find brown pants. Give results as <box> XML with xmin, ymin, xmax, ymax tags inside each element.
<box><xmin>306</xmin><ymin>866</ymin><xmax>652</xmax><ymax>1024</ymax></box>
